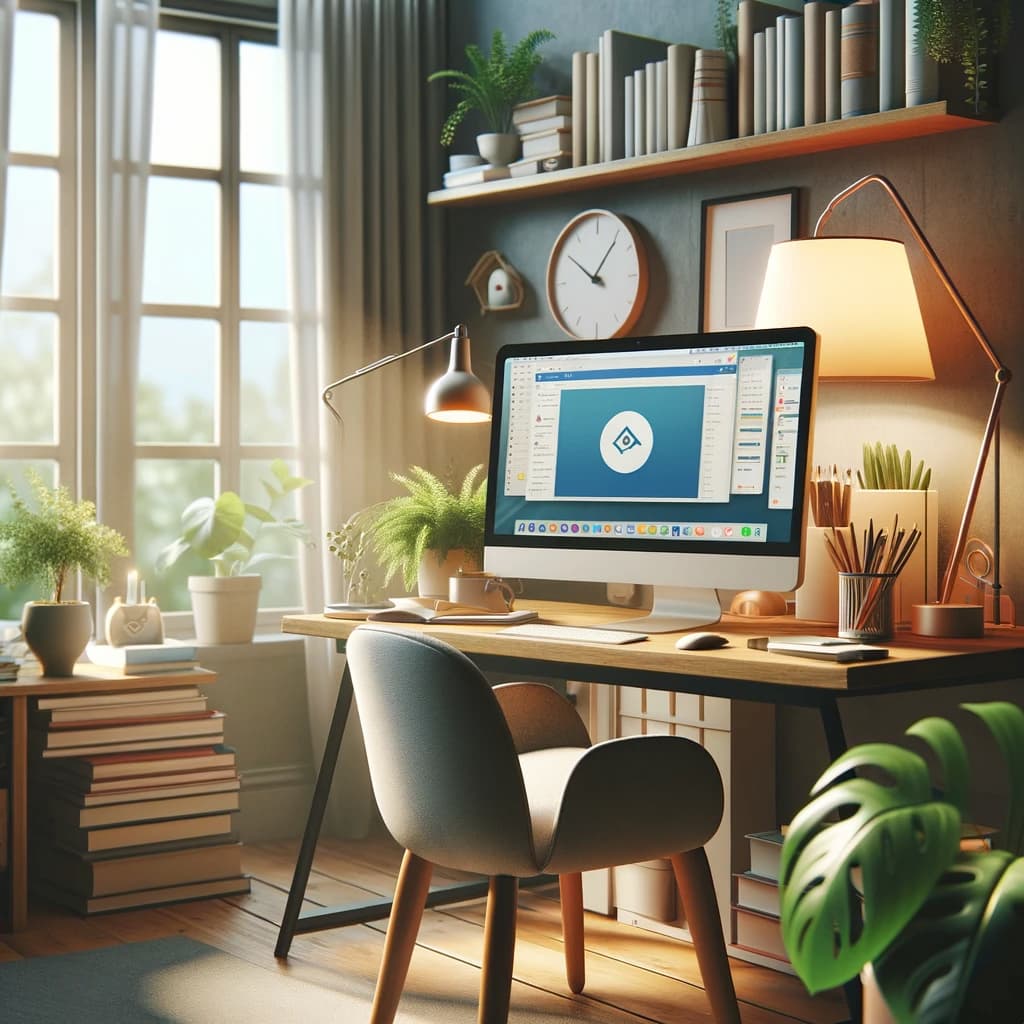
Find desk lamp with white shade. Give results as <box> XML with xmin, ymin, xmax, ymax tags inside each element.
<box><xmin>755</xmin><ymin>174</ymin><xmax>1011</xmax><ymax>637</ymax></box>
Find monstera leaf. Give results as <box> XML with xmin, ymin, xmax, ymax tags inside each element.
<box><xmin>780</xmin><ymin>743</ymin><xmax>961</xmax><ymax>994</ymax></box>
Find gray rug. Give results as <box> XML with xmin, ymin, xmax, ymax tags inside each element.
<box><xmin>0</xmin><ymin>935</ymin><xmax>368</xmax><ymax>1023</ymax></box>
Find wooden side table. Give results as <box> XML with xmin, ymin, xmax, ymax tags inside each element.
<box><xmin>0</xmin><ymin>666</ymin><xmax>215</xmax><ymax>931</ymax></box>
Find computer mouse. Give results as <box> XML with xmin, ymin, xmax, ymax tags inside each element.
<box><xmin>675</xmin><ymin>632</ymin><xmax>730</xmax><ymax>651</ymax></box>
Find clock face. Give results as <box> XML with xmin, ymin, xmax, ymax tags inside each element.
<box><xmin>546</xmin><ymin>209</ymin><xmax>649</xmax><ymax>340</ymax></box>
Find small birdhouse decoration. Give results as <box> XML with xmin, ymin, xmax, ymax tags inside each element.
<box><xmin>464</xmin><ymin>250</ymin><xmax>525</xmax><ymax>315</ymax></box>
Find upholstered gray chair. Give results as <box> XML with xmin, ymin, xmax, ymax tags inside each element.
<box><xmin>346</xmin><ymin>625</ymin><xmax>739</xmax><ymax>1024</ymax></box>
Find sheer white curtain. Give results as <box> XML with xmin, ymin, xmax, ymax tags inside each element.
<box><xmin>282</xmin><ymin>0</ymin><xmax>446</xmax><ymax>836</ymax></box>
<box><xmin>94</xmin><ymin>0</ymin><xmax>158</xmax><ymax>615</ymax></box>
<box><xmin>0</xmin><ymin>0</ymin><xmax>16</xmax><ymax>290</ymax></box>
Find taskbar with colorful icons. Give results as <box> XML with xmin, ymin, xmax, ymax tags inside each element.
<box><xmin>512</xmin><ymin>520</ymin><xmax>768</xmax><ymax>540</ymax></box>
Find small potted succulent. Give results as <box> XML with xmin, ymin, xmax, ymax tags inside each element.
<box><xmin>0</xmin><ymin>471</ymin><xmax>129</xmax><ymax>675</ymax></box>
<box><xmin>156</xmin><ymin>460</ymin><xmax>312</xmax><ymax>643</ymax></box>
<box><xmin>365</xmin><ymin>465</ymin><xmax>486</xmax><ymax>597</ymax></box>
<box><xmin>428</xmin><ymin>28</ymin><xmax>555</xmax><ymax>166</ymax></box>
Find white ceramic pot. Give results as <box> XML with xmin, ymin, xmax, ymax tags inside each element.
<box><xmin>476</xmin><ymin>132</ymin><xmax>519</xmax><ymax>166</ymax></box>
<box><xmin>21</xmin><ymin>601</ymin><xmax>93</xmax><ymax>677</ymax></box>
<box><xmin>417</xmin><ymin>549</ymin><xmax>479</xmax><ymax>599</ymax></box>
<box><xmin>188</xmin><ymin>574</ymin><xmax>261</xmax><ymax>644</ymax></box>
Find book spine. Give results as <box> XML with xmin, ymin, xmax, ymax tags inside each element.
<box><xmin>753</xmin><ymin>32</ymin><xmax>767</xmax><ymax>135</ymax></box>
<box><xmin>598</xmin><ymin>33</ymin><xmax>608</xmax><ymax>163</ymax></box>
<box><xmin>784</xmin><ymin>16</ymin><xmax>804</xmax><ymax>129</ymax></box>
<box><xmin>666</xmin><ymin>44</ymin><xmax>695</xmax><ymax>150</ymax></box>
<box><xmin>775</xmin><ymin>16</ymin><xmax>786</xmax><ymax>132</ymax></box>
<box><xmin>841</xmin><ymin>0</ymin><xmax>880</xmax><ymax>118</ymax></box>
<box><xmin>765</xmin><ymin>27</ymin><xmax>777</xmax><ymax>131</ymax></box>
<box><xmin>633</xmin><ymin>69</ymin><xmax>646</xmax><ymax>157</ymax></box>
<box><xmin>586</xmin><ymin>51</ymin><xmax>600</xmax><ymax>165</ymax></box>
<box><xmin>645</xmin><ymin>61</ymin><xmax>657</xmax><ymax>156</ymax></box>
<box><xmin>825</xmin><ymin>10</ymin><xmax>842</xmax><ymax>121</ymax></box>
<box><xmin>623</xmin><ymin>75</ymin><xmax>634</xmax><ymax>159</ymax></box>
<box><xmin>737</xmin><ymin>0</ymin><xmax>756</xmax><ymax>137</ymax></box>
<box><xmin>687</xmin><ymin>49</ymin><xmax>729</xmax><ymax>147</ymax></box>
<box><xmin>655</xmin><ymin>60</ymin><xmax>668</xmax><ymax>153</ymax></box>
<box><xmin>803</xmin><ymin>3</ymin><xmax>827</xmax><ymax>126</ymax></box>
<box><xmin>879</xmin><ymin>0</ymin><xmax>906</xmax><ymax>110</ymax></box>
<box><xmin>572</xmin><ymin>50</ymin><xmax>588</xmax><ymax>167</ymax></box>
<box><xmin>905</xmin><ymin>0</ymin><xmax>938</xmax><ymax>106</ymax></box>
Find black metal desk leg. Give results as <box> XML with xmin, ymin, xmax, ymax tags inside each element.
<box><xmin>275</xmin><ymin>662</ymin><xmax>354</xmax><ymax>958</ymax></box>
<box><xmin>818</xmin><ymin>696</ymin><xmax>849</xmax><ymax>762</ymax></box>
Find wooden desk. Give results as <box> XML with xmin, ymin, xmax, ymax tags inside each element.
<box><xmin>0</xmin><ymin>667</ymin><xmax>216</xmax><ymax>931</ymax></box>
<box><xmin>276</xmin><ymin>602</ymin><xmax>1024</xmax><ymax>960</ymax></box>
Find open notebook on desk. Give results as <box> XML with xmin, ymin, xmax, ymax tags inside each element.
<box><xmin>363</xmin><ymin>597</ymin><xmax>538</xmax><ymax>625</ymax></box>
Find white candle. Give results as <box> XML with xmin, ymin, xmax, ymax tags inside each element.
<box><xmin>138</xmin><ymin>578</ymin><xmax>146</xmax><ymax>604</ymax></box>
<box><xmin>126</xmin><ymin>570</ymin><xmax>138</xmax><ymax>605</ymax></box>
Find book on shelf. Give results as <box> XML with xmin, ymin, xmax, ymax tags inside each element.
<box><xmin>441</xmin><ymin>164</ymin><xmax>510</xmax><ymax>189</ymax></box>
<box><xmin>87</xmin><ymin>659</ymin><xmax>200</xmax><ymax>676</ymax></box>
<box><xmin>841</xmin><ymin>0</ymin><xmax>880</xmax><ymax>118</ymax></box>
<box><xmin>824</xmin><ymin>10</ymin><xmax>842</xmax><ymax>122</ymax></box>
<box><xmin>85</xmin><ymin>639</ymin><xmax>197</xmax><ymax>667</ymax></box>
<box><xmin>511</xmin><ymin>94</ymin><xmax>570</xmax><ymax>125</ymax></box>
<box><xmin>733</xmin><ymin>905</ymin><xmax>788</xmax><ymax>961</ymax></box>
<box><xmin>513</xmin><ymin>113</ymin><xmax>571</xmax><ymax>135</ymax></box>
<box><xmin>585</xmin><ymin>50</ymin><xmax>600</xmax><ymax>165</ymax></box>
<box><xmin>776</xmin><ymin>16</ymin><xmax>787</xmax><ymax>132</ymax></box>
<box><xmin>508</xmin><ymin>152</ymin><xmax>572</xmax><ymax>177</ymax></box>
<box><xmin>644</xmin><ymin>60</ymin><xmax>657</xmax><ymax>155</ymax></box>
<box><xmin>35</xmin><ymin>732</ymin><xmax>226</xmax><ymax>760</ymax></box>
<box><xmin>734</xmin><ymin>870</ymin><xmax>781</xmax><ymax>916</ymax></box>
<box><xmin>632</xmin><ymin>68</ymin><xmax>646</xmax><ymax>157</ymax></box>
<box><xmin>600</xmin><ymin>30</ymin><xmax>673</xmax><ymax>162</ymax></box>
<box><xmin>666</xmin><ymin>43</ymin><xmax>697</xmax><ymax>150</ymax></box>
<box><xmin>34</xmin><ymin>694</ymin><xmax>209</xmax><ymax>725</ymax></box>
<box><xmin>624</xmin><ymin>75</ymin><xmax>635</xmax><ymax>158</ymax></box>
<box><xmin>571</xmin><ymin>51</ymin><xmax>588</xmax><ymax>166</ymax></box>
<box><xmin>879</xmin><ymin>0</ymin><xmax>906</xmax><ymax>111</ymax></box>
<box><xmin>33</xmin><ymin>836</ymin><xmax>244</xmax><ymax>899</ymax></box>
<box><xmin>47</xmin><ymin>788</ymin><xmax>240</xmax><ymax>830</ymax></box>
<box><xmin>36</xmin><ymin>710</ymin><xmax>225</xmax><ymax>751</ymax></box>
<box><xmin>746</xmin><ymin>829</ymin><xmax>785</xmax><ymax>881</ymax></box>
<box><xmin>520</xmin><ymin>127</ymin><xmax>572</xmax><ymax>159</ymax></box>
<box><xmin>804</xmin><ymin>2</ymin><xmax>841</xmax><ymax>126</ymax></box>
<box><xmin>53</xmin><ymin>774</ymin><xmax>239</xmax><ymax>807</ymax></box>
<box><xmin>905</xmin><ymin>0</ymin><xmax>939</xmax><ymax>106</ymax></box>
<box><xmin>753</xmin><ymin>32</ymin><xmax>767</xmax><ymax>134</ymax></box>
<box><xmin>48</xmin><ymin>810</ymin><xmax>235</xmax><ymax>854</ymax></box>
<box><xmin>43</xmin><ymin>744</ymin><xmax>236</xmax><ymax>783</ymax></box>
<box><xmin>765</xmin><ymin>26</ymin><xmax>777</xmax><ymax>131</ymax></box>
<box><xmin>783</xmin><ymin>16</ymin><xmax>804</xmax><ymax>130</ymax></box>
<box><xmin>33</xmin><ymin>873</ymin><xmax>250</xmax><ymax>915</ymax></box>
<box><xmin>35</xmin><ymin>686</ymin><xmax>203</xmax><ymax>711</ymax></box>
<box><xmin>654</xmin><ymin>60</ymin><xmax>668</xmax><ymax>153</ymax></box>
<box><xmin>737</xmin><ymin>0</ymin><xmax>792</xmax><ymax>136</ymax></box>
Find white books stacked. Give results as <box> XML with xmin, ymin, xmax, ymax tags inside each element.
<box><xmin>732</xmin><ymin>829</ymin><xmax>795</xmax><ymax>973</ymax></box>
<box><xmin>510</xmin><ymin>95</ymin><xmax>572</xmax><ymax>177</ymax></box>
<box><xmin>85</xmin><ymin>639</ymin><xmax>198</xmax><ymax>676</ymax></box>
<box><xmin>442</xmin><ymin>163</ymin><xmax>510</xmax><ymax>189</ymax></box>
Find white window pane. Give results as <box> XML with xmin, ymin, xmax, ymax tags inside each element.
<box><xmin>143</xmin><ymin>177</ymin><xmax>220</xmax><ymax>306</ymax></box>
<box><xmin>137</xmin><ymin>317</ymin><xmax>218</xmax><ymax>443</ymax></box>
<box><xmin>136</xmin><ymin>459</ymin><xmax>216</xmax><ymax>612</ymax></box>
<box><xmin>240</xmin><ymin>321</ymin><xmax>294</xmax><ymax>443</ymax></box>
<box><xmin>1</xmin><ymin>167</ymin><xmax>58</xmax><ymax>298</ymax></box>
<box><xmin>240</xmin><ymin>41</ymin><xmax>285</xmax><ymax>175</ymax></box>
<box><xmin>240</xmin><ymin>460</ymin><xmax>303</xmax><ymax>608</ymax></box>
<box><xmin>10</xmin><ymin>11</ymin><xmax>59</xmax><ymax>156</ymax></box>
<box><xmin>239</xmin><ymin>183</ymin><xmax>287</xmax><ymax>309</ymax></box>
<box><xmin>0</xmin><ymin>313</ymin><xmax>56</xmax><ymax>443</ymax></box>
<box><xmin>151</xmin><ymin>31</ymin><xmax>221</xmax><ymax>169</ymax></box>
<box><xmin>0</xmin><ymin>461</ymin><xmax>58</xmax><ymax>618</ymax></box>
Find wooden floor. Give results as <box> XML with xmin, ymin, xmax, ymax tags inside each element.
<box><xmin>0</xmin><ymin>836</ymin><xmax>846</xmax><ymax>1023</ymax></box>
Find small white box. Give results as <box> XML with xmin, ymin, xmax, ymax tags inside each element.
<box><xmin>614</xmin><ymin>859</ymin><xmax>676</xmax><ymax>922</ymax></box>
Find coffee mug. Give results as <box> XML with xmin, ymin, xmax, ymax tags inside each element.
<box><xmin>449</xmin><ymin>572</ymin><xmax>516</xmax><ymax>612</ymax></box>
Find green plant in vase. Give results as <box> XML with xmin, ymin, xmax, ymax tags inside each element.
<box><xmin>780</xmin><ymin>701</ymin><xmax>1024</xmax><ymax>1022</ymax></box>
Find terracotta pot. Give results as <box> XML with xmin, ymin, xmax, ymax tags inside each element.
<box><xmin>21</xmin><ymin>601</ymin><xmax>93</xmax><ymax>677</ymax></box>
<box><xmin>417</xmin><ymin>549</ymin><xmax>479</xmax><ymax>598</ymax></box>
<box><xmin>188</xmin><ymin>574</ymin><xmax>261</xmax><ymax>644</ymax></box>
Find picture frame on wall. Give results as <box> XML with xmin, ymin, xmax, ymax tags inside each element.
<box><xmin>698</xmin><ymin>188</ymin><xmax>799</xmax><ymax>332</ymax></box>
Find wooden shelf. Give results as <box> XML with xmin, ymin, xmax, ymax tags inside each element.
<box><xmin>427</xmin><ymin>102</ymin><xmax>993</xmax><ymax>207</ymax></box>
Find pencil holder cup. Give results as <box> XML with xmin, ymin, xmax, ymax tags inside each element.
<box><xmin>839</xmin><ymin>572</ymin><xmax>896</xmax><ymax>642</ymax></box>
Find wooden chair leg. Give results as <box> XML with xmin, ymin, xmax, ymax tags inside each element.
<box><xmin>670</xmin><ymin>848</ymin><xmax>741</xmax><ymax>1024</ymax></box>
<box><xmin>479</xmin><ymin>875</ymin><xmax>518</xmax><ymax>1024</ymax></box>
<box><xmin>370</xmin><ymin>850</ymin><xmax>434</xmax><ymax>1024</ymax></box>
<box><xmin>559</xmin><ymin>872</ymin><xmax>586</xmax><ymax>994</ymax></box>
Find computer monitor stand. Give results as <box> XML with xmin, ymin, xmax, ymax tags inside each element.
<box><xmin>608</xmin><ymin>586</ymin><xmax>723</xmax><ymax>635</ymax></box>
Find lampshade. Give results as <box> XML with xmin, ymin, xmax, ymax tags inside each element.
<box><xmin>424</xmin><ymin>324</ymin><xmax>491</xmax><ymax>423</ymax></box>
<box><xmin>755</xmin><ymin>237</ymin><xmax>935</xmax><ymax>382</ymax></box>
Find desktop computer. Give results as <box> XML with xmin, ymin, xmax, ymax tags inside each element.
<box><xmin>483</xmin><ymin>327</ymin><xmax>819</xmax><ymax>633</ymax></box>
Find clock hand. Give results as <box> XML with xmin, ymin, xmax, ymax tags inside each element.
<box><xmin>591</xmin><ymin>238</ymin><xmax>617</xmax><ymax>282</ymax></box>
<box><xmin>567</xmin><ymin>253</ymin><xmax>597</xmax><ymax>281</ymax></box>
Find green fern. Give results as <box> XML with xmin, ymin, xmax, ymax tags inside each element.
<box><xmin>428</xmin><ymin>28</ymin><xmax>555</xmax><ymax>146</ymax></box>
<box><xmin>368</xmin><ymin>466</ymin><xmax>486</xmax><ymax>591</ymax></box>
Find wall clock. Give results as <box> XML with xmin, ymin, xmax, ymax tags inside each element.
<box><xmin>546</xmin><ymin>208</ymin><xmax>649</xmax><ymax>340</ymax></box>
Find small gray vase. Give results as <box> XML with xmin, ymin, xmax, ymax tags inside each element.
<box><xmin>22</xmin><ymin>601</ymin><xmax>93</xmax><ymax>677</ymax></box>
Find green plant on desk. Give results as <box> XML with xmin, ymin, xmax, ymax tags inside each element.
<box><xmin>857</xmin><ymin>442</ymin><xmax>932</xmax><ymax>490</ymax></box>
<box><xmin>779</xmin><ymin>701</ymin><xmax>1024</xmax><ymax>1022</ymax></box>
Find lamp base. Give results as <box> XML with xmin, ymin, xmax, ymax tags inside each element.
<box><xmin>911</xmin><ymin>603</ymin><xmax>985</xmax><ymax>638</ymax></box>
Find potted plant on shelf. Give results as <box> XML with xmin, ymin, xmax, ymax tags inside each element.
<box><xmin>0</xmin><ymin>471</ymin><xmax>129</xmax><ymax>676</ymax></box>
<box><xmin>428</xmin><ymin>28</ymin><xmax>555</xmax><ymax>166</ymax></box>
<box><xmin>156</xmin><ymin>460</ymin><xmax>313</xmax><ymax>644</ymax></box>
<box><xmin>780</xmin><ymin>700</ymin><xmax>1024</xmax><ymax>1022</ymax></box>
<box><xmin>366</xmin><ymin>464</ymin><xmax>486</xmax><ymax>598</ymax></box>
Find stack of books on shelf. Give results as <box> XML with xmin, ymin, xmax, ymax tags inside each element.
<box><xmin>85</xmin><ymin>638</ymin><xmax>199</xmax><ymax>675</ymax></box>
<box><xmin>732</xmin><ymin>828</ymin><xmax>794</xmax><ymax>973</ymax></box>
<box><xmin>28</xmin><ymin>680</ymin><xmax>248</xmax><ymax>914</ymax></box>
<box><xmin>508</xmin><ymin>95</ymin><xmax>573</xmax><ymax>177</ymax></box>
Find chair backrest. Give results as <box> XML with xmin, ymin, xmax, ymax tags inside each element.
<box><xmin>345</xmin><ymin>625</ymin><xmax>539</xmax><ymax>876</ymax></box>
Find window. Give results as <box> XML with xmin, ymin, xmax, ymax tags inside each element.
<box><xmin>0</xmin><ymin>3</ymin><xmax>298</xmax><ymax>627</ymax></box>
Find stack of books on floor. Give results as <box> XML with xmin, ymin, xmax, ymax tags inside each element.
<box><xmin>731</xmin><ymin>828</ymin><xmax>794</xmax><ymax>974</ymax></box>
<box><xmin>509</xmin><ymin>95</ymin><xmax>572</xmax><ymax>177</ymax></box>
<box><xmin>29</xmin><ymin>679</ymin><xmax>249</xmax><ymax>914</ymax></box>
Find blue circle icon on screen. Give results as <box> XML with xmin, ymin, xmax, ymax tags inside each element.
<box><xmin>599</xmin><ymin>411</ymin><xmax>653</xmax><ymax>474</ymax></box>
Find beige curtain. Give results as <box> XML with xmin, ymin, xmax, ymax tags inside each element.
<box><xmin>0</xmin><ymin>0</ymin><xmax>15</xmax><ymax>289</ymax></box>
<box><xmin>283</xmin><ymin>0</ymin><xmax>447</xmax><ymax>836</ymax></box>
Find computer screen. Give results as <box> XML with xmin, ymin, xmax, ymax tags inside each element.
<box><xmin>483</xmin><ymin>327</ymin><xmax>819</xmax><ymax>632</ymax></box>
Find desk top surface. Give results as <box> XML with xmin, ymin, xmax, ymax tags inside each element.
<box><xmin>282</xmin><ymin>601</ymin><xmax>1024</xmax><ymax>696</ymax></box>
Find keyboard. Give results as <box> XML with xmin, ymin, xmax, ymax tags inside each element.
<box><xmin>499</xmin><ymin>623</ymin><xmax>648</xmax><ymax>645</ymax></box>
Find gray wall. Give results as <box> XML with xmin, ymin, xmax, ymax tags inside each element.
<box><xmin>438</xmin><ymin>1</ymin><xmax>1024</xmax><ymax>824</ymax></box>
